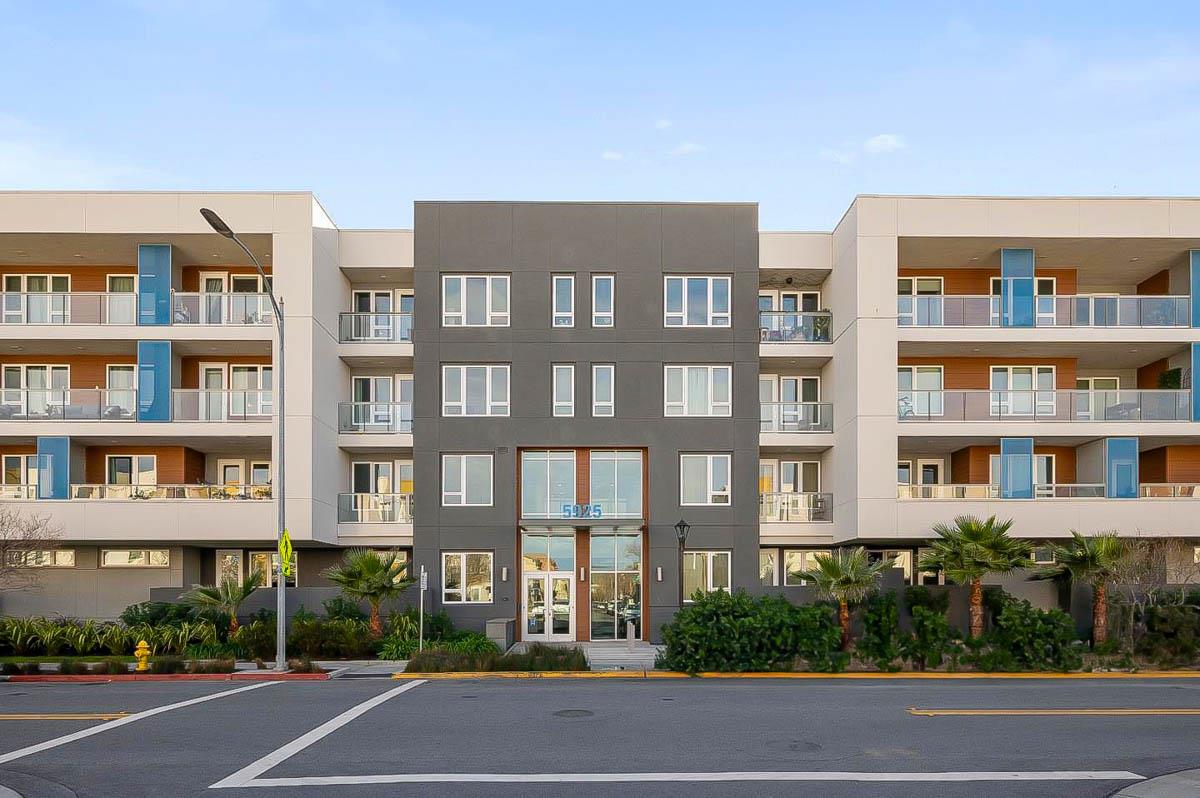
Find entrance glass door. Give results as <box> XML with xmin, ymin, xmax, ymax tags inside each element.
<box><xmin>523</xmin><ymin>572</ymin><xmax>574</xmax><ymax>641</ymax></box>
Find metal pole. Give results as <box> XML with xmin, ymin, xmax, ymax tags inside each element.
<box><xmin>418</xmin><ymin>565</ymin><xmax>426</xmax><ymax>653</ymax></box>
<box><xmin>678</xmin><ymin>540</ymin><xmax>684</xmax><ymax>609</ymax></box>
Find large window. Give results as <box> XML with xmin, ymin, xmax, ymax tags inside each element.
<box><xmin>664</xmin><ymin>365</ymin><xmax>731</xmax><ymax>416</ymax></box>
<box><xmin>897</xmin><ymin>365</ymin><xmax>943</xmax><ymax>418</ymax></box>
<box><xmin>589</xmin><ymin>451</ymin><xmax>642</xmax><ymax>518</ymax></box>
<box><xmin>442</xmin><ymin>552</ymin><xmax>493</xmax><ymax>603</ymax></box>
<box><xmin>107</xmin><ymin>455</ymin><xmax>157</xmax><ymax>486</ymax></box>
<box><xmin>552</xmin><ymin>275</ymin><xmax>574</xmax><ymax>327</ymax></box>
<box><xmin>664</xmin><ymin>276</ymin><xmax>731</xmax><ymax>327</ymax></box>
<box><xmin>552</xmin><ymin>364</ymin><xmax>574</xmax><ymax>417</ymax></box>
<box><xmin>442</xmin><ymin>275</ymin><xmax>509</xmax><ymax>326</ymax></box>
<box><xmin>101</xmin><ymin>549</ymin><xmax>169</xmax><ymax>568</ymax></box>
<box><xmin>442</xmin><ymin>365</ymin><xmax>509</xmax><ymax>416</ymax></box>
<box><xmin>250</xmin><ymin>550</ymin><xmax>297</xmax><ymax>587</ymax></box>
<box><xmin>590</xmin><ymin>532</ymin><xmax>641</xmax><ymax>640</ymax></box>
<box><xmin>680</xmin><ymin>453</ymin><xmax>731</xmax><ymax>505</ymax></box>
<box><xmin>441</xmin><ymin>454</ymin><xmax>493</xmax><ymax>506</ymax></box>
<box><xmin>5</xmin><ymin>549</ymin><xmax>74</xmax><ymax>568</ymax></box>
<box><xmin>521</xmin><ymin>451</ymin><xmax>575</xmax><ymax>517</ymax></box>
<box><xmin>990</xmin><ymin>365</ymin><xmax>1055</xmax><ymax>416</ymax></box>
<box><xmin>683</xmin><ymin>550</ymin><xmax>730</xmax><ymax>599</ymax></box>
<box><xmin>592</xmin><ymin>364</ymin><xmax>614</xmax><ymax>417</ymax></box>
<box><xmin>783</xmin><ymin>549</ymin><xmax>831</xmax><ymax>586</ymax></box>
<box><xmin>592</xmin><ymin>275</ymin><xmax>614</xmax><ymax>327</ymax></box>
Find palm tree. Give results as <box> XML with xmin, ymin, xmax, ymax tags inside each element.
<box><xmin>1032</xmin><ymin>531</ymin><xmax>1122</xmax><ymax>646</ymax></box>
<box><xmin>800</xmin><ymin>547</ymin><xmax>892</xmax><ymax>651</ymax></box>
<box><xmin>179</xmin><ymin>570</ymin><xmax>262</xmax><ymax>634</ymax></box>
<box><xmin>919</xmin><ymin>514</ymin><xmax>1031</xmax><ymax>638</ymax></box>
<box><xmin>321</xmin><ymin>549</ymin><xmax>414</xmax><ymax>636</ymax></box>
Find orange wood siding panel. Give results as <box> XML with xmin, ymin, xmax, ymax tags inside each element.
<box><xmin>1137</xmin><ymin>358</ymin><xmax>1171</xmax><ymax>389</ymax></box>
<box><xmin>180</xmin><ymin>266</ymin><xmax>271</xmax><ymax>292</ymax></box>
<box><xmin>84</xmin><ymin>446</ymin><xmax>202</xmax><ymax>484</ymax></box>
<box><xmin>897</xmin><ymin>267</ymin><xmax>1077</xmax><ymax>295</ymax></box>
<box><xmin>0</xmin><ymin>355</ymin><xmax>136</xmax><ymax>389</ymax></box>
<box><xmin>575</xmin><ymin>449</ymin><xmax>590</xmax><ymax>504</ymax></box>
<box><xmin>898</xmin><ymin>357</ymin><xmax>1077</xmax><ymax>390</ymax></box>
<box><xmin>1166</xmin><ymin>446</ymin><xmax>1200</xmax><ymax>483</ymax></box>
<box><xmin>1137</xmin><ymin>269</ymin><xmax>1171</xmax><ymax>295</ymax></box>
<box><xmin>575</xmin><ymin>532</ymin><xmax>590</xmax><ymax>642</ymax></box>
<box><xmin>949</xmin><ymin>445</ymin><xmax>1077</xmax><ymax>484</ymax></box>
<box><xmin>1140</xmin><ymin>447</ymin><xmax>1168</xmax><ymax>484</ymax></box>
<box><xmin>0</xmin><ymin>266</ymin><xmax>136</xmax><ymax>293</ymax></box>
<box><xmin>178</xmin><ymin>355</ymin><xmax>273</xmax><ymax>389</ymax></box>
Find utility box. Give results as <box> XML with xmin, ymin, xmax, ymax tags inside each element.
<box><xmin>486</xmin><ymin>618</ymin><xmax>515</xmax><ymax>653</ymax></box>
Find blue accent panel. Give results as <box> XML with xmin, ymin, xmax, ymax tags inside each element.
<box><xmin>36</xmin><ymin>437</ymin><xmax>70</xmax><ymax>500</ymax></box>
<box><xmin>999</xmin><ymin>437</ymin><xmax>1034</xmax><ymax>499</ymax></box>
<box><xmin>1193</xmin><ymin>343</ymin><xmax>1200</xmax><ymax>422</ymax></box>
<box><xmin>1000</xmin><ymin>248</ymin><xmax>1035</xmax><ymax>328</ymax></box>
<box><xmin>137</xmin><ymin>244</ymin><xmax>171</xmax><ymax>326</ymax></box>
<box><xmin>1105</xmin><ymin>438</ymin><xmax>1139</xmax><ymax>499</ymax></box>
<box><xmin>137</xmin><ymin>341</ymin><xmax>171</xmax><ymax>421</ymax></box>
<box><xmin>1191</xmin><ymin>251</ymin><xmax>1200</xmax><ymax>328</ymax></box>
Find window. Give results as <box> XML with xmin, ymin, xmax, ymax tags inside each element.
<box><xmin>592</xmin><ymin>364</ymin><xmax>614</xmax><ymax>417</ymax></box>
<box><xmin>783</xmin><ymin>549</ymin><xmax>831</xmax><ymax>586</ymax></box>
<box><xmin>2</xmin><ymin>274</ymin><xmax>70</xmax><ymax>323</ymax></box>
<box><xmin>592</xmin><ymin>275</ymin><xmax>614</xmax><ymax>327</ymax></box>
<box><xmin>442</xmin><ymin>275</ymin><xmax>509</xmax><ymax>326</ymax></box>
<box><xmin>989</xmin><ymin>453</ymin><xmax>1055</xmax><ymax>497</ymax></box>
<box><xmin>589</xmin><ymin>532</ymin><xmax>641</xmax><ymax>640</ymax></box>
<box><xmin>552</xmin><ymin>364</ymin><xmax>574</xmax><ymax>417</ymax></box>
<box><xmin>682</xmin><ymin>551</ymin><xmax>730</xmax><ymax>599</ymax></box>
<box><xmin>664</xmin><ymin>276</ymin><xmax>730</xmax><ymax>327</ymax></box>
<box><xmin>897</xmin><ymin>461</ymin><xmax>913</xmax><ymax>485</ymax></box>
<box><xmin>107</xmin><ymin>455</ymin><xmax>157</xmax><ymax>486</ymax></box>
<box><xmin>442</xmin><ymin>552</ymin><xmax>493</xmax><ymax>603</ymax></box>
<box><xmin>664</xmin><ymin>365</ymin><xmax>732</xmax><ymax>416</ymax></box>
<box><xmin>441</xmin><ymin>454</ymin><xmax>493</xmax><ymax>507</ymax></box>
<box><xmin>2</xmin><ymin>364</ymin><xmax>69</xmax><ymax>416</ymax></box>
<box><xmin>373</xmin><ymin>549</ymin><xmax>410</xmax><ymax>583</ymax></box>
<box><xmin>250</xmin><ymin>461</ymin><xmax>271</xmax><ymax>486</ymax></box>
<box><xmin>521</xmin><ymin>451</ymin><xmax>575</xmax><ymax>517</ymax></box>
<box><xmin>990</xmin><ymin>366</ymin><xmax>1055</xmax><ymax>417</ymax></box>
<box><xmin>1</xmin><ymin>453</ymin><xmax>37</xmax><ymax>498</ymax></box>
<box><xmin>101</xmin><ymin>549</ymin><xmax>170</xmax><ymax>568</ymax></box>
<box><xmin>552</xmin><ymin>275</ymin><xmax>574</xmax><ymax>327</ymax></box>
<box><xmin>759</xmin><ymin>549</ymin><xmax>779</xmax><ymax>586</ymax></box>
<box><xmin>1030</xmin><ymin>546</ymin><xmax>1056</xmax><ymax>565</ymax></box>
<box><xmin>680</xmin><ymin>453</ymin><xmax>731</xmax><ymax>505</ymax></box>
<box><xmin>250</xmin><ymin>551</ymin><xmax>297</xmax><ymax>587</ymax></box>
<box><xmin>991</xmin><ymin>276</ymin><xmax>1056</xmax><ymax>326</ymax></box>
<box><xmin>5</xmin><ymin>549</ymin><xmax>74</xmax><ymax>568</ymax></box>
<box><xmin>216</xmin><ymin>550</ymin><xmax>242</xmax><ymax>583</ymax></box>
<box><xmin>442</xmin><ymin>365</ymin><xmax>509</xmax><ymax>416</ymax></box>
<box><xmin>589</xmin><ymin>451</ymin><xmax>642</xmax><ymax>518</ymax></box>
<box><xmin>897</xmin><ymin>365</ymin><xmax>944</xmax><ymax>418</ymax></box>
<box><xmin>230</xmin><ymin>365</ymin><xmax>273</xmax><ymax>417</ymax></box>
<box><xmin>897</xmin><ymin>277</ymin><xmax>944</xmax><ymax>326</ymax></box>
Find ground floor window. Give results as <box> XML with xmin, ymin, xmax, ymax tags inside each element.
<box><xmin>682</xmin><ymin>550</ymin><xmax>730</xmax><ymax>599</ymax></box>
<box><xmin>250</xmin><ymin>550</ymin><xmax>297</xmax><ymax>587</ymax></box>
<box><xmin>372</xmin><ymin>549</ymin><xmax>410</xmax><ymax>583</ymax></box>
<box><xmin>101</xmin><ymin>548</ymin><xmax>169</xmax><ymax>568</ymax></box>
<box><xmin>782</xmin><ymin>549</ymin><xmax>829</xmax><ymax>586</ymax></box>
<box><xmin>442</xmin><ymin>551</ymin><xmax>493</xmax><ymax>603</ymax></box>
<box><xmin>5</xmin><ymin>549</ymin><xmax>74</xmax><ymax>568</ymax></box>
<box><xmin>589</xmin><ymin>532</ymin><xmax>641</xmax><ymax>640</ymax></box>
<box><xmin>521</xmin><ymin>532</ymin><xmax>575</xmax><ymax>572</ymax></box>
<box><xmin>759</xmin><ymin>549</ymin><xmax>778</xmax><ymax>586</ymax></box>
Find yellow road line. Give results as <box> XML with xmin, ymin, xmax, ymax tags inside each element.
<box><xmin>0</xmin><ymin>712</ymin><xmax>129</xmax><ymax>721</ymax></box>
<box><xmin>909</xmin><ymin>707</ymin><xmax>1200</xmax><ymax>717</ymax></box>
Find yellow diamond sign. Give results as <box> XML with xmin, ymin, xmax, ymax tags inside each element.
<box><xmin>278</xmin><ymin>529</ymin><xmax>293</xmax><ymax>577</ymax></box>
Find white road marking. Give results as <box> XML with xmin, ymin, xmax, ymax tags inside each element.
<box><xmin>210</xmin><ymin>680</ymin><xmax>427</xmax><ymax>789</ymax></box>
<box><xmin>0</xmin><ymin>681</ymin><xmax>280</xmax><ymax>765</ymax></box>
<box><xmin>222</xmin><ymin>771</ymin><xmax>1144</xmax><ymax>788</ymax></box>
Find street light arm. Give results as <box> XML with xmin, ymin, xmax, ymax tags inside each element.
<box><xmin>224</xmin><ymin>233</ymin><xmax>283</xmax><ymax>337</ymax></box>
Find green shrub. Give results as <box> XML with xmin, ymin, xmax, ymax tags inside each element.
<box><xmin>246</xmin><ymin>608</ymin><xmax>277</xmax><ymax>626</ymax></box>
<box><xmin>384</xmin><ymin>612</ymin><xmax>419</xmax><ymax>640</ymax></box>
<box><xmin>394</xmin><ymin>607</ymin><xmax>454</xmax><ymax>641</ymax></box>
<box><xmin>1137</xmin><ymin>605</ymin><xmax>1200</xmax><ymax>667</ymax></box>
<box><xmin>232</xmin><ymin>621</ymin><xmax>276</xmax><ymax>660</ymax></box>
<box><xmin>292</xmin><ymin>605</ymin><xmax>318</xmax><ymax>623</ymax></box>
<box><xmin>376</xmin><ymin>635</ymin><xmax>419</xmax><ymax>660</ymax></box>
<box><xmin>440</xmin><ymin>632</ymin><xmax>500</xmax><ymax>656</ymax></box>
<box><xmin>1</xmin><ymin>662</ymin><xmax>21</xmax><ymax>675</ymax></box>
<box><xmin>973</xmin><ymin>599</ymin><xmax>1082</xmax><ymax>672</ymax></box>
<box><xmin>20</xmin><ymin>661</ymin><xmax>42</xmax><ymax>675</ymax></box>
<box><xmin>91</xmin><ymin>659</ymin><xmax>129</xmax><ymax>675</ymax></box>
<box><xmin>119</xmin><ymin>601</ymin><xmax>196</xmax><ymax>627</ymax></box>
<box><xmin>187</xmin><ymin>658</ymin><xmax>235</xmax><ymax>674</ymax></box>
<box><xmin>657</xmin><ymin>590</ymin><xmax>845</xmax><ymax>673</ymax></box>
<box><xmin>323</xmin><ymin>596</ymin><xmax>367</xmax><ymax>622</ymax></box>
<box><xmin>56</xmin><ymin>658</ymin><xmax>87</xmax><ymax>675</ymax></box>
<box><xmin>149</xmin><ymin>656</ymin><xmax>186</xmax><ymax>674</ymax></box>
<box><xmin>405</xmin><ymin>643</ymin><xmax>587</xmax><ymax>673</ymax></box>
<box><xmin>904</xmin><ymin>585</ymin><xmax>951</xmax><ymax>615</ymax></box>
<box><xmin>901</xmin><ymin>605</ymin><xmax>962</xmax><ymax>670</ymax></box>
<box><xmin>286</xmin><ymin>618</ymin><xmax>375</xmax><ymax>659</ymax></box>
<box><xmin>185</xmin><ymin>643</ymin><xmax>240</xmax><ymax>660</ymax></box>
<box><xmin>858</xmin><ymin>592</ymin><xmax>902</xmax><ymax>671</ymax></box>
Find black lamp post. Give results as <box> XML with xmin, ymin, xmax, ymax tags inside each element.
<box><xmin>674</xmin><ymin>518</ymin><xmax>691</xmax><ymax>608</ymax></box>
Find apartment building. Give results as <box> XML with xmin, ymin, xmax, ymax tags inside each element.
<box><xmin>0</xmin><ymin>192</ymin><xmax>1198</xmax><ymax>642</ymax></box>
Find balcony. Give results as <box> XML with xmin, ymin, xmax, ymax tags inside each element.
<box><xmin>760</xmin><ymin>402</ymin><xmax>832</xmax><ymax>433</ymax></box>
<box><xmin>337</xmin><ymin>402</ymin><xmax>412</xmax><ymax>433</ymax></box>
<box><xmin>0</xmin><ymin>292</ymin><xmax>271</xmax><ymax>326</ymax></box>
<box><xmin>70</xmin><ymin>484</ymin><xmax>272</xmax><ymax>500</ymax></box>
<box><xmin>759</xmin><ymin>311</ymin><xmax>831</xmax><ymax>343</ymax></box>
<box><xmin>898</xmin><ymin>484</ymin><xmax>1105</xmax><ymax>500</ymax></box>
<box><xmin>897</xmin><ymin>295</ymin><xmax>1189</xmax><ymax>328</ymax></box>
<box><xmin>0</xmin><ymin>389</ymin><xmax>273</xmax><ymax>422</ymax></box>
<box><xmin>759</xmin><ymin>492</ymin><xmax>833</xmax><ymax>522</ymax></box>
<box><xmin>897</xmin><ymin>390</ymin><xmax>1190</xmax><ymax>422</ymax></box>
<box><xmin>338</xmin><ymin>313</ymin><xmax>413</xmax><ymax>343</ymax></box>
<box><xmin>337</xmin><ymin>493</ymin><xmax>413</xmax><ymax>523</ymax></box>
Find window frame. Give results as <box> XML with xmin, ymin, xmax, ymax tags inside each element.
<box><xmin>441</xmin><ymin>453</ymin><xmax>494</xmax><ymax>507</ymax></box>
<box><xmin>664</xmin><ymin>275</ymin><xmax>731</xmax><ymax>327</ymax></box>
<box><xmin>249</xmin><ymin>550</ymin><xmax>298</xmax><ymax>587</ymax></box>
<box><xmin>783</xmin><ymin>549</ymin><xmax>831</xmax><ymax>586</ymax></box>
<box><xmin>552</xmin><ymin>363</ymin><xmax>575</xmax><ymax>417</ymax></box>
<box><xmin>682</xmin><ymin>550</ymin><xmax>731</xmax><ymax>600</ymax></box>
<box><xmin>441</xmin><ymin>364</ymin><xmax>510</xmax><ymax>417</ymax></box>
<box><xmin>5</xmin><ymin>548</ymin><xmax>75</xmax><ymax>568</ymax></box>
<box><xmin>99</xmin><ymin>548</ymin><xmax>170</xmax><ymax>568</ymax></box>
<box><xmin>592</xmin><ymin>363</ymin><xmax>615</xmax><ymax>417</ymax></box>
<box><xmin>680</xmin><ymin>453</ymin><xmax>732</xmax><ymax>506</ymax></box>
<box><xmin>552</xmin><ymin>275</ymin><xmax>575</xmax><ymax>328</ymax></box>
<box><xmin>441</xmin><ymin>275</ymin><xmax>510</xmax><ymax>327</ymax></box>
<box><xmin>441</xmin><ymin>551</ymin><xmax>494</xmax><ymax>604</ymax></box>
<box><xmin>759</xmin><ymin>548</ymin><xmax>779</xmax><ymax>587</ymax></box>
<box><xmin>588</xmin><ymin>450</ymin><xmax>643</xmax><ymax>519</ymax></box>
<box><xmin>591</xmin><ymin>274</ymin><xmax>614</xmax><ymax>327</ymax></box>
<box><xmin>520</xmin><ymin>450</ymin><xmax>576</xmax><ymax>518</ymax></box>
<box><xmin>663</xmin><ymin>364</ymin><xmax>732</xmax><ymax>417</ymax></box>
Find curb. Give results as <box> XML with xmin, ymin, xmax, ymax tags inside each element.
<box><xmin>1112</xmin><ymin>767</ymin><xmax>1200</xmax><ymax>797</ymax></box>
<box><xmin>2</xmin><ymin>672</ymin><xmax>330</xmax><ymax>682</ymax></box>
<box><xmin>391</xmin><ymin>670</ymin><xmax>1200</xmax><ymax>681</ymax></box>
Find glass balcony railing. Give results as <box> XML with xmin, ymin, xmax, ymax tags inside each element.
<box><xmin>339</xmin><ymin>313</ymin><xmax>413</xmax><ymax>342</ymax></box>
<box><xmin>759</xmin><ymin>311</ymin><xmax>832</xmax><ymax>343</ymax></box>
<box><xmin>1140</xmin><ymin>484</ymin><xmax>1200</xmax><ymax>498</ymax></box>
<box><xmin>0</xmin><ymin>389</ymin><xmax>136</xmax><ymax>421</ymax></box>
<box><xmin>172</xmin><ymin>390</ymin><xmax>273</xmax><ymax>421</ymax></box>
<box><xmin>759</xmin><ymin>492</ymin><xmax>833</xmax><ymax>522</ymax></box>
<box><xmin>171</xmin><ymin>293</ymin><xmax>272</xmax><ymax>325</ymax></box>
<box><xmin>897</xmin><ymin>295</ymin><xmax>1190</xmax><ymax>328</ymax></box>
<box><xmin>0</xmin><ymin>485</ymin><xmax>37</xmax><ymax>499</ymax></box>
<box><xmin>0</xmin><ymin>292</ymin><xmax>272</xmax><ymax>325</ymax></box>
<box><xmin>338</xmin><ymin>402</ymin><xmax>413</xmax><ymax>433</ymax></box>
<box><xmin>898</xmin><ymin>484</ymin><xmax>1105</xmax><ymax>499</ymax></box>
<box><xmin>760</xmin><ymin>402</ymin><xmax>833</xmax><ymax>432</ymax></box>
<box><xmin>70</xmin><ymin>484</ymin><xmax>272</xmax><ymax>500</ymax></box>
<box><xmin>337</xmin><ymin>492</ymin><xmax>413</xmax><ymax>522</ymax></box>
<box><xmin>897</xmin><ymin>390</ymin><xmax>1190</xmax><ymax>422</ymax></box>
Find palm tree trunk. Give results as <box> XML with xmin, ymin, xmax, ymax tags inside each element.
<box><xmin>1093</xmin><ymin>582</ymin><xmax>1108</xmax><ymax>646</ymax></box>
<box><xmin>969</xmin><ymin>578</ymin><xmax>984</xmax><ymax>638</ymax></box>
<box><xmin>229</xmin><ymin>614</ymin><xmax>239</xmax><ymax>635</ymax></box>
<box><xmin>369</xmin><ymin>603</ymin><xmax>382</xmax><ymax>637</ymax></box>
<box><xmin>838</xmin><ymin>600</ymin><xmax>851</xmax><ymax>651</ymax></box>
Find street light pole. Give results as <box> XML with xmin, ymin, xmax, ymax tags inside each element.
<box><xmin>674</xmin><ymin>518</ymin><xmax>691</xmax><ymax>610</ymax></box>
<box><xmin>200</xmin><ymin>209</ymin><xmax>287</xmax><ymax>671</ymax></box>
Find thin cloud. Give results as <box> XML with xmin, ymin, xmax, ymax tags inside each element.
<box><xmin>864</xmin><ymin>133</ymin><xmax>905</xmax><ymax>154</ymax></box>
<box><xmin>600</xmin><ymin>150</ymin><xmax>623</xmax><ymax>161</ymax></box>
<box><xmin>668</xmin><ymin>140</ymin><xmax>706</xmax><ymax>156</ymax></box>
<box><xmin>654</xmin><ymin>118</ymin><xmax>673</xmax><ymax>130</ymax></box>
<box><xmin>0</xmin><ymin>115</ymin><xmax>163</xmax><ymax>188</ymax></box>
<box><xmin>1085</xmin><ymin>52</ymin><xmax>1200</xmax><ymax>89</ymax></box>
<box><xmin>819</xmin><ymin>147</ymin><xmax>856</xmax><ymax>165</ymax></box>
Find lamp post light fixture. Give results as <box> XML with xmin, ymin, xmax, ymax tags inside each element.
<box><xmin>200</xmin><ymin>208</ymin><xmax>287</xmax><ymax>672</ymax></box>
<box><xmin>674</xmin><ymin>518</ymin><xmax>690</xmax><ymax>609</ymax></box>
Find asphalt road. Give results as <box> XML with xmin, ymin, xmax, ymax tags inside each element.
<box><xmin>1</xmin><ymin>676</ymin><xmax>1199</xmax><ymax>797</ymax></box>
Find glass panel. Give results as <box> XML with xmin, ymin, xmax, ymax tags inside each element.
<box><xmin>686</xmin><ymin>278</ymin><xmax>707</xmax><ymax>325</ymax></box>
<box><xmin>686</xmin><ymin>367</ymin><xmax>708</xmax><ymax>415</ymax></box>
<box><xmin>682</xmin><ymin>552</ymin><xmax>705</xmax><ymax>599</ymax></box>
<box><xmin>711</xmin><ymin>552</ymin><xmax>730</xmax><ymax>590</ymax></box>
<box><xmin>465</xmin><ymin>277</ymin><xmax>486</xmax><ymax>325</ymax></box>
<box><xmin>550</xmin><ymin>577</ymin><xmax>572</xmax><ymax>636</ymax></box>
<box><xmin>590</xmin><ymin>572</ymin><xmax>616</xmax><ymax>639</ymax></box>
<box><xmin>465</xmin><ymin>367</ymin><xmax>486</xmax><ymax>415</ymax></box>
<box><xmin>521</xmin><ymin>455</ymin><xmax>548</xmax><ymax>516</ymax></box>
<box><xmin>548</xmin><ymin>535</ymin><xmax>574</xmax><ymax>572</ymax></box>
<box><xmin>525</xmin><ymin>577</ymin><xmax>546</xmax><ymax>636</ymax></box>
<box><xmin>465</xmin><ymin>553</ymin><xmax>492</xmax><ymax>602</ymax></box>
<box><xmin>681</xmin><ymin>456</ymin><xmax>707</xmax><ymax>504</ymax></box>
<box><xmin>759</xmin><ymin>550</ymin><xmax>777</xmax><ymax>586</ymax></box>
<box><xmin>616</xmin><ymin>572</ymin><xmax>639</xmax><ymax>638</ymax></box>
<box><xmin>464</xmin><ymin>456</ymin><xmax>491</xmax><ymax>505</ymax></box>
<box><xmin>444</xmin><ymin>554</ymin><xmax>462</xmax><ymax>597</ymax></box>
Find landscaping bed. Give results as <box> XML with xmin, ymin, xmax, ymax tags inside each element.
<box><xmin>403</xmin><ymin>643</ymin><xmax>588</xmax><ymax>673</ymax></box>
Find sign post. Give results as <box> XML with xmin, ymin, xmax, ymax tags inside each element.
<box><xmin>418</xmin><ymin>566</ymin><xmax>428</xmax><ymax>653</ymax></box>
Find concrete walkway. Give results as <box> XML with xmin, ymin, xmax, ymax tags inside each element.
<box><xmin>1114</xmin><ymin>769</ymin><xmax>1200</xmax><ymax>797</ymax></box>
<box><xmin>318</xmin><ymin>660</ymin><xmax>408</xmax><ymax>677</ymax></box>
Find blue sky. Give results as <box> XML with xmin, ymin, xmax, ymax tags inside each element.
<box><xmin>1</xmin><ymin>1</ymin><xmax>1198</xmax><ymax>229</ymax></box>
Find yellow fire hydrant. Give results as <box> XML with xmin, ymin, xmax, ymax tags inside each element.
<box><xmin>134</xmin><ymin>640</ymin><xmax>151</xmax><ymax>673</ymax></box>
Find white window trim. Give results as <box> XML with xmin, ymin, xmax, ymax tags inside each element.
<box><xmin>552</xmin><ymin>363</ymin><xmax>574</xmax><ymax>417</ymax></box>
<box><xmin>680</xmin><ymin>453</ymin><xmax>732</xmax><ymax>506</ymax></box>
<box><xmin>783</xmin><ymin>549</ymin><xmax>832</xmax><ymax>586</ymax></box>
<box><xmin>249</xmin><ymin>550</ymin><xmax>297</xmax><ymax>587</ymax></box>
<box><xmin>588</xmin><ymin>450</ymin><xmax>642</xmax><ymax>518</ymax></box>
<box><xmin>591</xmin><ymin>274</ymin><xmax>614</xmax><ymax>327</ymax></box>
<box><xmin>552</xmin><ymin>275</ymin><xmax>575</xmax><ymax>328</ymax></box>
<box><xmin>441</xmin><ymin>364</ymin><xmax>510</xmax><ymax>417</ymax></box>
<box><xmin>521</xmin><ymin>450</ymin><xmax>576</xmax><ymax>517</ymax></box>
<box><xmin>989</xmin><ymin>364</ymin><xmax>1056</xmax><ymax>417</ymax></box>
<box><xmin>683</xmin><ymin>550</ymin><xmax>731</xmax><ymax>599</ymax></box>
<box><xmin>664</xmin><ymin>365</ymin><xmax>732</xmax><ymax>417</ymax></box>
<box><xmin>664</xmin><ymin>275</ymin><xmax>731</xmax><ymax>327</ymax></box>
<box><xmin>592</xmin><ymin>363</ymin><xmax>615</xmax><ymax>417</ymax></box>
<box><xmin>105</xmin><ymin>454</ymin><xmax>157</xmax><ymax>486</ymax></box>
<box><xmin>779</xmin><ymin>459</ymin><xmax>821</xmax><ymax>493</ymax></box>
<box><xmin>441</xmin><ymin>551</ymin><xmax>494</xmax><ymax>604</ymax></box>
<box><xmin>99</xmin><ymin>548</ymin><xmax>170</xmax><ymax>568</ymax></box>
<box><xmin>898</xmin><ymin>365</ymin><xmax>945</xmax><ymax>418</ymax></box>
<box><xmin>217</xmin><ymin>458</ymin><xmax>245</xmax><ymax>485</ymax></box>
<box><xmin>897</xmin><ymin>459</ymin><xmax>914</xmax><ymax>485</ymax></box>
<box><xmin>441</xmin><ymin>275</ymin><xmax>510</xmax><ymax>327</ymax></box>
<box><xmin>916</xmin><ymin>458</ymin><xmax>944</xmax><ymax>485</ymax></box>
<box><xmin>759</xmin><ymin>548</ymin><xmax>779</xmax><ymax>587</ymax></box>
<box><xmin>441</xmin><ymin>453</ymin><xmax>494</xmax><ymax>507</ymax></box>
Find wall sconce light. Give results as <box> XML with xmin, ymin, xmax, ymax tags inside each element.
<box><xmin>656</xmin><ymin>567</ymin><xmax>663</xmax><ymax>582</ymax></box>
<box><xmin>579</xmin><ymin>566</ymin><xmax>586</xmax><ymax>581</ymax></box>
<box><xmin>501</xmin><ymin>566</ymin><xmax>508</xmax><ymax>582</ymax></box>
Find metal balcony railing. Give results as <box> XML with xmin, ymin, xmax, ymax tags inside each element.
<box><xmin>71</xmin><ymin>484</ymin><xmax>272</xmax><ymax>500</ymax></box>
<box><xmin>172</xmin><ymin>390</ymin><xmax>274</xmax><ymax>421</ymax></box>
<box><xmin>760</xmin><ymin>402</ymin><xmax>833</xmax><ymax>432</ymax></box>
<box><xmin>171</xmin><ymin>293</ymin><xmax>273</xmax><ymax>325</ymax></box>
<box><xmin>0</xmin><ymin>292</ymin><xmax>272</xmax><ymax>325</ymax></box>
<box><xmin>0</xmin><ymin>389</ymin><xmax>136</xmax><ymax>421</ymax></box>
<box><xmin>337</xmin><ymin>492</ymin><xmax>413</xmax><ymax>522</ymax></box>
<box><xmin>0</xmin><ymin>485</ymin><xmax>37</xmax><ymax>499</ymax></box>
<box><xmin>897</xmin><ymin>390</ymin><xmax>1190</xmax><ymax>422</ymax></box>
<box><xmin>897</xmin><ymin>294</ymin><xmax>1190</xmax><ymax>328</ymax></box>
<box><xmin>1139</xmin><ymin>483</ymin><xmax>1200</xmax><ymax>498</ymax></box>
<box><xmin>759</xmin><ymin>311</ymin><xmax>832</xmax><ymax>343</ymax></box>
<box><xmin>898</xmin><ymin>483</ymin><xmax>1106</xmax><ymax>499</ymax></box>
<box><xmin>758</xmin><ymin>492</ymin><xmax>833</xmax><ymax>522</ymax></box>
<box><xmin>338</xmin><ymin>312</ymin><xmax>413</xmax><ymax>343</ymax></box>
<box><xmin>337</xmin><ymin>402</ymin><xmax>413</xmax><ymax>433</ymax></box>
